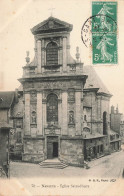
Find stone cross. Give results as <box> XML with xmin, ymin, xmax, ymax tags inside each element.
<box><xmin>48</xmin><ymin>7</ymin><xmax>55</xmax><ymax>17</ymax></box>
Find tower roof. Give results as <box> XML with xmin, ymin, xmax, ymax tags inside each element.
<box><xmin>31</xmin><ymin>16</ymin><xmax>73</xmax><ymax>35</ymax></box>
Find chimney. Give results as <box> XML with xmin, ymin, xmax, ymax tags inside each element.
<box><xmin>111</xmin><ymin>105</ymin><xmax>114</xmax><ymax>114</ymax></box>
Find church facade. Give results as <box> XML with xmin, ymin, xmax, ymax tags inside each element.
<box><xmin>6</xmin><ymin>17</ymin><xmax>121</xmax><ymax>166</ymax></box>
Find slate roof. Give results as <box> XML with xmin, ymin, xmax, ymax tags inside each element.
<box><xmin>83</xmin><ymin>66</ymin><xmax>111</xmax><ymax>96</ymax></box>
<box><xmin>18</xmin><ymin>85</ymin><xmax>23</xmax><ymax>91</ymax></box>
<box><xmin>0</xmin><ymin>92</ymin><xmax>15</xmax><ymax>109</ymax></box>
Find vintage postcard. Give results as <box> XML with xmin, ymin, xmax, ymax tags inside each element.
<box><xmin>0</xmin><ymin>0</ymin><xmax>124</xmax><ymax>195</ymax></box>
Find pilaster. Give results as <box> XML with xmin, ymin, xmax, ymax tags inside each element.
<box><xmin>41</xmin><ymin>39</ymin><xmax>45</xmax><ymax>72</ymax></box>
<box><xmin>63</xmin><ymin>37</ymin><xmax>67</xmax><ymax>72</ymax></box>
<box><xmin>24</xmin><ymin>93</ymin><xmax>30</xmax><ymax>135</ymax></box>
<box><xmin>37</xmin><ymin>92</ymin><xmax>43</xmax><ymax>135</ymax></box>
<box><xmin>75</xmin><ymin>91</ymin><xmax>82</xmax><ymax>135</ymax></box>
<box><xmin>62</xmin><ymin>92</ymin><xmax>68</xmax><ymax>135</ymax></box>
<box><xmin>42</xmin><ymin>100</ymin><xmax>46</xmax><ymax>133</ymax></box>
<box><xmin>37</xmin><ymin>40</ymin><xmax>42</xmax><ymax>73</ymax></box>
<box><xmin>58</xmin><ymin>99</ymin><xmax>62</xmax><ymax>127</ymax></box>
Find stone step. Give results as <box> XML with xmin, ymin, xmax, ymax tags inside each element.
<box><xmin>39</xmin><ymin>161</ymin><xmax>68</xmax><ymax>169</ymax></box>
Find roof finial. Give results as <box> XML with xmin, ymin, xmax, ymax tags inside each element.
<box><xmin>48</xmin><ymin>6</ymin><xmax>55</xmax><ymax>17</ymax></box>
<box><xmin>75</xmin><ymin>46</ymin><xmax>80</xmax><ymax>63</ymax></box>
<box><xmin>25</xmin><ymin>51</ymin><xmax>30</xmax><ymax>65</ymax></box>
<box><xmin>116</xmin><ymin>104</ymin><xmax>119</xmax><ymax>113</ymax></box>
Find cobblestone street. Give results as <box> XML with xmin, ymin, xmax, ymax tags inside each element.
<box><xmin>10</xmin><ymin>150</ymin><xmax>124</xmax><ymax>178</ymax></box>
<box><xmin>7</xmin><ymin>150</ymin><xmax>124</xmax><ymax>196</ymax></box>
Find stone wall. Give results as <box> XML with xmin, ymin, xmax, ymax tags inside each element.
<box><xmin>84</xmin><ymin>136</ymin><xmax>109</xmax><ymax>160</ymax></box>
<box><xmin>22</xmin><ymin>138</ymin><xmax>45</xmax><ymax>163</ymax></box>
<box><xmin>59</xmin><ymin>138</ymin><xmax>84</xmax><ymax>167</ymax></box>
<box><xmin>83</xmin><ymin>92</ymin><xmax>110</xmax><ymax>136</ymax></box>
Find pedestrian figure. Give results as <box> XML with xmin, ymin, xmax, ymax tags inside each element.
<box><xmin>122</xmin><ymin>169</ymin><xmax>124</xmax><ymax>178</ymax></box>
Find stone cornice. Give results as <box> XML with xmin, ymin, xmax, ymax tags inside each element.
<box><xmin>18</xmin><ymin>74</ymin><xmax>88</xmax><ymax>84</ymax></box>
<box><xmin>97</xmin><ymin>92</ymin><xmax>112</xmax><ymax>98</ymax></box>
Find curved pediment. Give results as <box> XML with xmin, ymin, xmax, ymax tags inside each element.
<box><xmin>31</xmin><ymin>16</ymin><xmax>73</xmax><ymax>35</ymax></box>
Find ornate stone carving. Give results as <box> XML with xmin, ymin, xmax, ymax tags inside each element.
<box><xmin>30</xmin><ymin>91</ymin><xmax>37</xmax><ymax>102</ymax></box>
<box><xmin>30</xmin><ymin>104</ymin><xmax>37</xmax><ymax>124</ymax></box>
<box><xmin>83</xmin><ymin>126</ymin><xmax>90</xmax><ymax>132</ymax></box>
<box><xmin>48</xmin><ymin>20</ymin><xmax>54</xmax><ymax>28</ymax></box>
<box><xmin>69</xmin><ymin>111</ymin><xmax>75</xmax><ymax>124</ymax></box>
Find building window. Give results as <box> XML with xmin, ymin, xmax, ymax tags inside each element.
<box><xmin>84</xmin><ymin>115</ymin><xmax>87</xmax><ymax>121</ymax></box>
<box><xmin>47</xmin><ymin>94</ymin><xmax>58</xmax><ymax>124</ymax></box>
<box><xmin>17</xmin><ymin>132</ymin><xmax>22</xmax><ymax>143</ymax></box>
<box><xmin>100</xmin><ymin>145</ymin><xmax>103</xmax><ymax>153</ymax></box>
<box><xmin>16</xmin><ymin>119</ymin><xmax>23</xmax><ymax>128</ymax></box>
<box><xmin>46</xmin><ymin>42</ymin><xmax>58</xmax><ymax>67</ymax></box>
<box><xmin>116</xmin><ymin>134</ymin><xmax>119</xmax><ymax>138</ymax></box>
<box><xmin>31</xmin><ymin>111</ymin><xmax>36</xmax><ymax>124</ymax></box>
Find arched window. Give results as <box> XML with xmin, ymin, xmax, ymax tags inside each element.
<box><xmin>46</xmin><ymin>42</ymin><xmax>58</xmax><ymax>67</ymax></box>
<box><xmin>47</xmin><ymin>94</ymin><xmax>58</xmax><ymax>124</ymax></box>
<box><xmin>103</xmin><ymin>111</ymin><xmax>107</xmax><ymax>135</ymax></box>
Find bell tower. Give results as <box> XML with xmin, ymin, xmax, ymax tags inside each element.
<box><xmin>32</xmin><ymin>16</ymin><xmax>73</xmax><ymax>74</ymax></box>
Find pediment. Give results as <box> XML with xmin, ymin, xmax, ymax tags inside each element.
<box><xmin>31</xmin><ymin>16</ymin><xmax>73</xmax><ymax>35</ymax></box>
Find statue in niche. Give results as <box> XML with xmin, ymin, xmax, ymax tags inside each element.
<box><xmin>31</xmin><ymin>111</ymin><xmax>36</xmax><ymax>124</ymax></box>
<box><xmin>69</xmin><ymin>111</ymin><xmax>74</xmax><ymax>124</ymax></box>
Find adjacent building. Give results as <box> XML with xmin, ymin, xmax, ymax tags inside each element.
<box><xmin>110</xmin><ymin>105</ymin><xmax>123</xmax><ymax>147</ymax></box>
<box><xmin>0</xmin><ymin>92</ymin><xmax>14</xmax><ymax>177</ymax></box>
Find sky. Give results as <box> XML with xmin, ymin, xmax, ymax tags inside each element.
<box><xmin>0</xmin><ymin>0</ymin><xmax>124</xmax><ymax>114</ymax></box>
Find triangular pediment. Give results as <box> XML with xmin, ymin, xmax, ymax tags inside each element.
<box><xmin>31</xmin><ymin>16</ymin><xmax>73</xmax><ymax>35</ymax></box>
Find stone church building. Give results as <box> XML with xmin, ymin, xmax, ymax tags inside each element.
<box><xmin>1</xmin><ymin>16</ymin><xmax>121</xmax><ymax>167</ymax></box>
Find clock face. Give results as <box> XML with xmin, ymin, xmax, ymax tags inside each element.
<box><xmin>48</xmin><ymin>20</ymin><xmax>54</xmax><ymax>28</ymax></box>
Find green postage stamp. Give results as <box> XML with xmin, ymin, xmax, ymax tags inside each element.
<box><xmin>92</xmin><ymin>1</ymin><xmax>117</xmax><ymax>64</ymax></box>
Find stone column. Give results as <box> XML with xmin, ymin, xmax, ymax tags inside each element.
<box><xmin>62</xmin><ymin>92</ymin><xmax>68</xmax><ymax>135</ymax></box>
<box><xmin>24</xmin><ymin>93</ymin><xmax>30</xmax><ymax>135</ymax></box>
<box><xmin>75</xmin><ymin>91</ymin><xmax>82</xmax><ymax>135</ymax></box>
<box><xmin>63</xmin><ymin>37</ymin><xmax>67</xmax><ymax>72</ymax></box>
<box><xmin>37</xmin><ymin>40</ymin><xmax>42</xmax><ymax>73</ymax></box>
<box><xmin>37</xmin><ymin>92</ymin><xmax>43</xmax><ymax>135</ymax></box>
